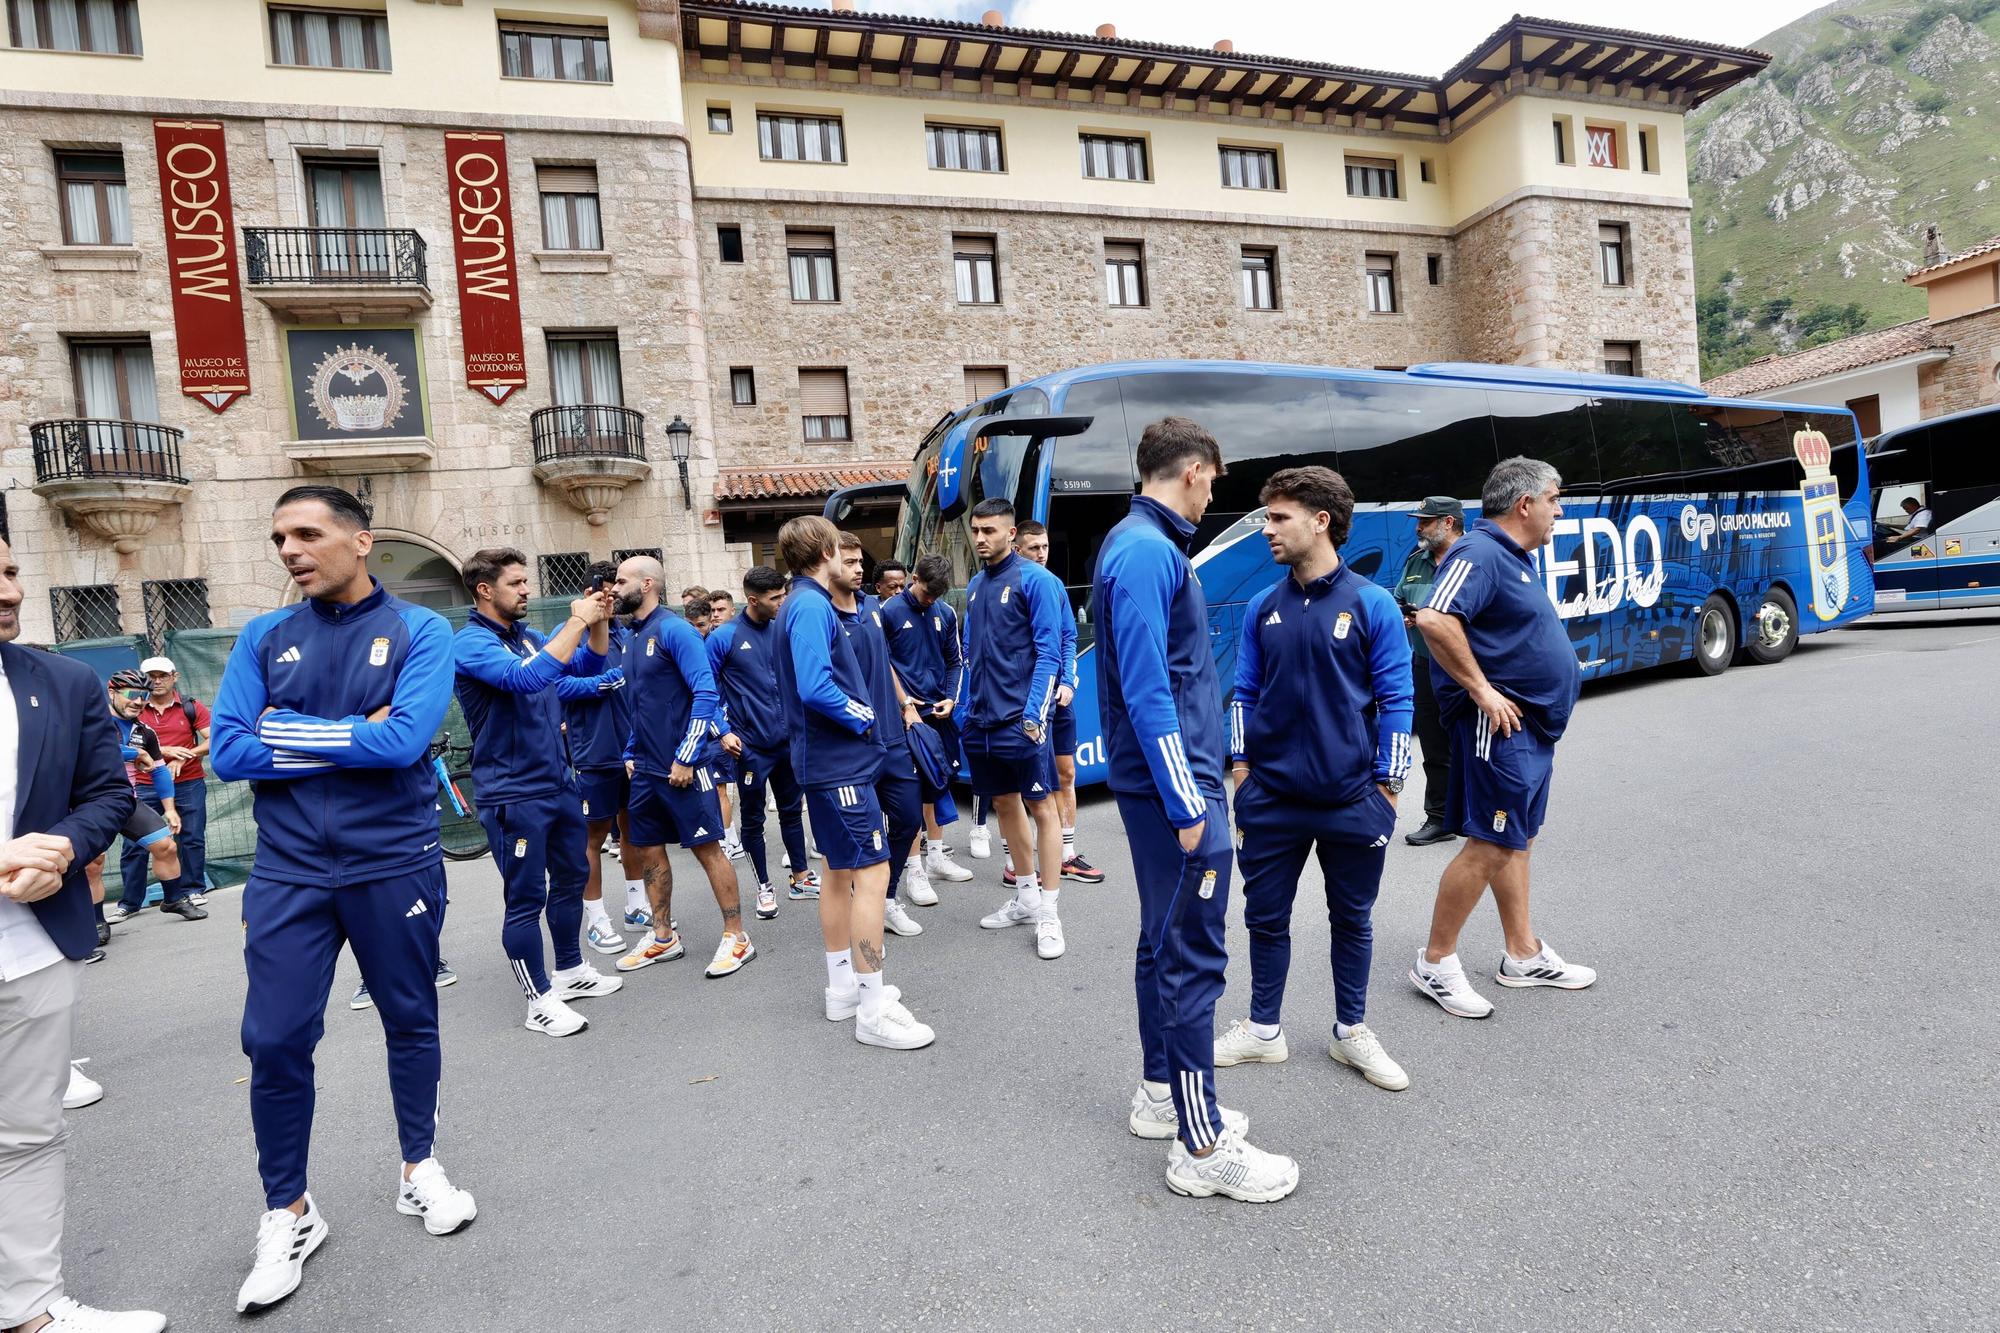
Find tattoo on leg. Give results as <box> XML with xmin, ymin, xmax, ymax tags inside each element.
<box><xmin>856</xmin><ymin>938</ymin><xmax>884</xmax><ymax>972</ymax></box>
<box><xmin>721</xmin><ymin>906</ymin><xmax>742</xmax><ymax>931</ymax></box>
<box><xmin>644</xmin><ymin>858</ymin><xmax>674</xmax><ymax>920</ymax></box>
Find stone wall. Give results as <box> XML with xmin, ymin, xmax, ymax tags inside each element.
<box><xmin>1917</xmin><ymin>303</ymin><xmax>2000</xmax><ymax>418</ymax></box>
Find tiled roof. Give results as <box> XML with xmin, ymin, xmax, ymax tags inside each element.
<box><xmin>1701</xmin><ymin>319</ymin><xmax>1943</xmax><ymax>399</ymax></box>
<box><xmin>1907</xmin><ymin>234</ymin><xmax>2000</xmax><ymax>281</ymax></box>
<box><xmin>714</xmin><ymin>462</ymin><xmax>909</xmax><ymax>503</ymax></box>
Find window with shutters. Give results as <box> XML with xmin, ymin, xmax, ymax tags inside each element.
<box><xmin>926</xmin><ymin>123</ymin><xmax>1004</xmax><ymax>173</ymax></box>
<box><xmin>730</xmin><ymin>367</ymin><xmax>756</xmax><ymax>406</ymax></box>
<box><xmin>1602</xmin><ymin>342</ymin><xmax>1639</xmax><ymax>376</ymax></box>
<box><xmin>1079</xmin><ymin>134</ymin><xmax>1148</xmax><ymax>182</ymax></box>
<box><xmin>1599</xmin><ymin>222</ymin><xmax>1629</xmax><ymax>286</ymax></box>
<box><xmin>1104</xmin><ymin>241</ymin><xmax>1145</xmax><ymax>307</ymax></box>
<box><xmin>50</xmin><ymin>584</ymin><xmax>121</xmax><ymax>642</ymax></box>
<box><xmin>8</xmin><ymin>0</ymin><xmax>141</xmax><ymax>53</ymax></box>
<box><xmin>1344</xmin><ymin>155</ymin><xmax>1399</xmax><ymax>199</ymax></box>
<box><xmin>142</xmin><ymin>578</ymin><xmax>210</xmax><ymax>650</ymax></box>
<box><xmin>953</xmin><ymin>233</ymin><xmax>998</xmax><ymax>305</ymax></box>
<box><xmin>787</xmin><ymin>229</ymin><xmax>838</xmax><ymax>302</ymax></box>
<box><xmin>537</xmin><ymin>163</ymin><xmax>602</xmax><ymax>250</ymax></box>
<box><xmin>537</xmin><ymin>552</ymin><xmax>590</xmax><ymax>598</ymax></box>
<box><xmin>799</xmin><ymin>369</ymin><xmax>851</xmax><ymax>443</ymax></box>
<box><xmin>717</xmin><ymin>224</ymin><xmax>743</xmax><ymax>263</ymax></box>
<box><xmin>757</xmin><ymin>112</ymin><xmax>845</xmax><ymax>163</ymax></box>
<box><xmin>270</xmin><ymin>5</ymin><xmax>389</xmax><ymax>70</ymax></box>
<box><xmin>964</xmin><ymin>366</ymin><xmax>1008</xmax><ymax>404</ymax></box>
<box><xmin>1365</xmin><ymin>254</ymin><xmax>1398</xmax><ymax>314</ymax></box>
<box><xmin>1240</xmin><ymin>247</ymin><xmax>1277</xmax><ymax>310</ymax></box>
<box><xmin>499</xmin><ymin>20</ymin><xmax>610</xmax><ymax>82</ymax></box>
<box><xmin>57</xmin><ymin>152</ymin><xmax>130</xmax><ymax>246</ymax></box>
<box><xmin>707</xmin><ymin>105</ymin><xmax>732</xmax><ymax>134</ymax></box>
<box><xmin>1219</xmin><ymin>146</ymin><xmax>1279</xmax><ymax>191</ymax></box>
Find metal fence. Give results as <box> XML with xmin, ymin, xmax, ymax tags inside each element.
<box><xmin>142</xmin><ymin>578</ymin><xmax>211</xmax><ymax>651</ymax></box>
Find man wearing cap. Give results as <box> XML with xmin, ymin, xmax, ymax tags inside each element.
<box><xmin>1396</xmin><ymin>498</ymin><xmax>1463</xmax><ymax>847</ymax></box>
<box><xmin>133</xmin><ymin>656</ymin><xmax>212</xmax><ymax>909</ymax></box>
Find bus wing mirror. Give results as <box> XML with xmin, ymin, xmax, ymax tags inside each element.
<box><xmin>943</xmin><ymin>415</ymin><xmax>1096</xmax><ymax>520</ymax></box>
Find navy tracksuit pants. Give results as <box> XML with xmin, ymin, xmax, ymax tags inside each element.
<box><xmin>737</xmin><ymin>745</ymin><xmax>809</xmax><ymax>887</ymax></box>
<box><xmin>1115</xmin><ymin>791</ymin><xmax>1233</xmax><ymax>1153</ymax></box>
<box><xmin>878</xmin><ymin>756</ymin><xmax>922</xmax><ymax>901</ymax></box>
<box><xmin>240</xmin><ymin>863</ymin><xmax>447</xmax><ymax>1209</ymax></box>
<box><xmin>477</xmin><ymin>788</ymin><xmax>587</xmax><ymax>998</ymax></box>
<box><xmin>1235</xmin><ymin>776</ymin><xmax>1394</xmax><ymax>1029</ymax></box>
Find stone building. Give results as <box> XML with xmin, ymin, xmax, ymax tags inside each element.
<box><xmin>0</xmin><ymin>1</ymin><xmax>1761</xmax><ymax>639</ymax></box>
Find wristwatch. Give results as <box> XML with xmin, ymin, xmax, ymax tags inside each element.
<box><xmin>1382</xmin><ymin>777</ymin><xmax>1405</xmax><ymax>794</ymax></box>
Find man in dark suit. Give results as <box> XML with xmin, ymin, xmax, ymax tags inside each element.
<box><xmin>0</xmin><ymin>539</ymin><xmax>164</xmax><ymax>1333</ymax></box>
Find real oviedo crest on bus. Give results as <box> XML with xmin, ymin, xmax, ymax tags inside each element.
<box><xmin>1793</xmin><ymin>428</ymin><xmax>1849</xmax><ymax>622</ymax></box>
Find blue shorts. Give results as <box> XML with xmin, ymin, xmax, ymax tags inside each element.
<box><xmin>575</xmin><ymin>767</ymin><xmax>628</xmax><ymax>824</ymax></box>
<box><xmin>1446</xmin><ymin>713</ymin><xmax>1555</xmax><ymax>852</ymax></box>
<box><xmin>1051</xmin><ymin>702</ymin><xmax>1077</xmax><ymax>759</ymax></box>
<box><xmin>627</xmin><ymin>767</ymin><xmax>727</xmax><ymax>849</ymax></box>
<box><xmin>964</xmin><ymin>723</ymin><xmax>1054</xmax><ymax>801</ymax></box>
<box><xmin>707</xmin><ymin>748</ymin><xmax>738</xmax><ymax>785</ymax></box>
<box><xmin>805</xmin><ymin>781</ymin><xmax>890</xmax><ymax>871</ymax></box>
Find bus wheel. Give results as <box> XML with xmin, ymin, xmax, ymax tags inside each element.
<box><xmin>1743</xmin><ymin>587</ymin><xmax>1799</xmax><ymax>665</ymax></box>
<box><xmin>1693</xmin><ymin>594</ymin><xmax>1735</xmax><ymax>677</ymax></box>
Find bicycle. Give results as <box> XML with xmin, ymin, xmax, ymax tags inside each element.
<box><xmin>430</xmin><ymin>739</ymin><xmax>488</xmax><ymax>862</ymax></box>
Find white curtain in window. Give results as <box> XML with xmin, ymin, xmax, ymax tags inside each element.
<box><xmin>954</xmin><ymin>257</ymin><xmax>975</xmax><ymax>304</ymax></box>
<box><xmin>13</xmin><ymin>0</ymin><xmax>38</xmax><ymax>46</ymax></box>
<box><xmin>301</xmin><ymin>12</ymin><xmax>332</xmax><ymax>66</ymax></box>
<box><xmin>571</xmin><ymin>194</ymin><xmax>601</xmax><ymax>249</ymax></box>
<box><xmin>541</xmin><ymin>196</ymin><xmax>571</xmax><ymax>250</ymax></box>
<box><xmin>123</xmin><ymin>345</ymin><xmax>159</xmax><ymax>425</ymax></box>
<box><xmin>500</xmin><ymin>33</ymin><xmax>522</xmax><ymax>76</ymax></box>
<box><xmin>83</xmin><ymin>0</ymin><xmax>116</xmax><ymax>50</ymax></box>
<box><xmin>790</xmin><ymin>254</ymin><xmax>812</xmax><ymax>300</ymax></box>
<box><xmin>779</xmin><ymin>119</ymin><xmax>799</xmax><ymax>160</ymax></box>
<box><xmin>586</xmin><ymin>340</ymin><xmax>622</xmax><ymax>406</ymax></box>
<box><xmin>549</xmin><ymin>340</ymin><xmax>585</xmax><ymax>405</ymax></box>
<box><xmin>47</xmin><ymin>0</ymin><xmax>82</xmax><ymax>49</ymax></box>
<box><xmin>561</xmin><ymin>35</ymin><xmax>585</xmax><ymax>81</ymax></box>
<box><xmin>334</xmin><ymin>14</ymin><xmax>363</xmax><ymax>66</ymax></box>
<box><xmin>271</xmin><ymin>12</ymin><xmax>296</xmax><ymax>63</ymax></box>
<box><xmin>77</xmin><ymin>346</ymin><xmax>123</xmax><ymax>418</ymax></box>
<box><xmin>372</xmin><ymin>15</ymin><xmax>389</xmax><ymax>68</ymax></box>
<box><xmin>529</xmin><ymin>33</ymin><xmax>555</xmax><ymax>79</ymax></box>
<box><xmin>64</xmin><ymin>183</ymin><xmax>101</xmax><ymax>244</ymax></box>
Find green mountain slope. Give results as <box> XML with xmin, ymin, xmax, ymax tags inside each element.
<box><xmin>1687</xmin><ymin>0</ymin><xmax>2000</xmax><ymax>377</ymax></box>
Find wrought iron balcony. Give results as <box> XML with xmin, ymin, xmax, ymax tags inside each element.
<box><xmin>29</xmin><ymin>419</ymin><xmax>192</xmax><ymax>553</ymax></box>
<box><xmin>241</xmin><ymin>226</ymin><xmax>432</xmax><ymax>319</ymax></box>
<box><xmin>529</xmin><ymin>405</ymin><xmax>651</xmax><ymax>526</ymax></box>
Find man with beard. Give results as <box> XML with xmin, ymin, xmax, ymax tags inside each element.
<box><xmin>562</xmin><ymin>562</ymin><xmax>647</xmax><ymax>952</ymax></box>
<box><xmin>1396</xmin><ymin>497</ymin><xmax>1464</xmax><ymax>846</ymax></box>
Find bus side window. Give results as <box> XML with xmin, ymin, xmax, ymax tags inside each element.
<box><xmin>1113</xmin><ymin>370</ymin><xmax>1336</xmax><ymax>527</ymax></box>
<box><xmin>1589</xmin><ymin>397</ymin><xmax>1683</xmax><ymax>494</ymax></box>
<box><xmin>1486</xmin><ymin>390</ymin><xmax>1599</xmax><ymax>497</ymax></box>
<box><xmin>1330</xmin><ymin>380</ymin><xmax>1495</xmax><ymax>503</ymax></box>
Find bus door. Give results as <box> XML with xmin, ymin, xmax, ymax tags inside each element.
<box><xmin>1927</xmin><ymin>412</ymin><xmax>2000</xmax><ymax>609</ymax></box>
<box><xmin>1868</xmin><ymin>428</ymin><xmax>1939</xmax><ymax>610</ymax></box>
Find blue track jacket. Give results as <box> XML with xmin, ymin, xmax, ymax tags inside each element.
<box><xmin>706</xmin><ymin>613</ymin><xmax>788</xmax><ymax>755</ymax></box>
<box><xmin>960</xmin><ymin>551</ymin><xmax>1064</xmax><ymax>731</ymax></box>
<box><xmin>621</xmin><ymin>603</ymin><xmax>717</xmax><ymax>776</ymax></box>
<box><xmin>878</xmin><ymin>589</ymin><xmax>963</xmax><ymax>706</ymax></box>
<box><xmin>1092</xmin><ymin>496</ymin><xmax>1228</xmax><ymax>829</ymax></box>
<box><xmin>774</xmin><ymin>576</ymin><xmax>879</xmax><ymax>789</ymax></box>
<box><xmin>1230</xmin><ymin>563</ymin><xmax>1415</xmax><ymax>805</ymax></box>
<box><xmin>211</xmin><ymin>579</ymin><xmax>453</xmax><ymax>886</ymax></box>
<box><xmin>561</xmin><ymin>624</ymin><xmax>631</xmax><ymax>772</ymax></box>
<box><xmin>847</xmin><ymin>595</ymin><xmax>906</xmax><ymax>755</ymax></box>
<box><xmin>453</xmin><ymin>611</ymin><xmax>606</xmax><ymax>804</ymax></box>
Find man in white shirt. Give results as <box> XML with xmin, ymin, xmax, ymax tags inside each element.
<box><xmin>1883</xmin><ymin>496</ymin><xmax>1935</xmax><ymax>549</ymax></box>
<box><xmin>0</xmin><ymin>538</ymin><xmax>164</xmax><ymax>1333</ymax></box>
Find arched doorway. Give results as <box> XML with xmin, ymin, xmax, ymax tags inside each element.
<box><xmin>370</xmin><ymin>538</ymin><xmax>467</xmax><ymax>612</ymax></box>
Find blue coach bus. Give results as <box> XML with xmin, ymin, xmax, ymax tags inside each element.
<box><xmin>1865</xmin><ymin>404</ymin><xmax>2000</xmax><ymax>611</ymax></box>
<box><xmin>869</xmin><ymin>360</ymin><xmax>1875</xmax><ymax>785</ymax></box>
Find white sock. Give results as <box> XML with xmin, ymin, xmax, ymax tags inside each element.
<box><xmin>1063</xmin><ymin>826</ymin><xmax>1077</xmax><ymax>856</ymax></box>
<box><xmin>1014</xmin><ymin>874</ymin><xmax>1043</xmax><ymax>910</ymax></box>
<box><xmin>1142</xmin><ymin>1078</ymin><xmax>1170</xmax><ymax>1100</ymax></box>
<box><xmin>1040</xmin><ymin>885</ymin><xmax>1059</xmax><ymax>912</ymax></box>
<box><xmin>1000</xmin><ymin>838</ymin><xmax>1010</xmax><ymax>869</ymax></box>
<box><xmin>624</xmin><ymin>880</ymin><xmax>645</xmax><ymax>912</ymax></box>
<box><xmin>1335</xmin><ymin>1022</ymin><xmax>1359</xmax><ymax>1040</ymax></box>
<box><xmin>1421</xmin><ymin>949</ymin><xmax>1459</xmax><ymax>973</ymax></box>
<box><xmin>584</xmin><ymin>899</ymin><xmax>610</xmax><ymax>926</ymax></box>
<box><xmin>826</xmin><ymin>950</ymin><xmax>852</xmax><ymax>990</ymax></box>
<box><xmin>856</xmin><ymin>968</ymin><xmax>886</xmax><ymax>1018</ymax></box>
<box><xmin>1250</xmin><ymin>1021</ymin><xmax>1281</xmax><ymax>1041</ymax></box>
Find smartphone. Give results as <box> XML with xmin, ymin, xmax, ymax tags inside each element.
<box><xmin>589</xmin><ymin>572</ymin><xmax>607</xmax><ymax>593</ymax></box>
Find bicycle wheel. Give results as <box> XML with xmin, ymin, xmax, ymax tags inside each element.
<box><xmin>437</xmin><ymin>768</ymin><xmax>489</xmax><ymax>862</ymax></box>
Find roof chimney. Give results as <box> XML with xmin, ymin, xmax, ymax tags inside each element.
<box><xmin>1214</xmin><ymin>38</ymin><xmax>1233</xmax><ymax>53</ymax></box>
<box><xmin>1923</xmin><ymin>224</ymin><xmax>1945</xmax><ymax>265</ymax></box>
<box><xmin>981</xmin><ymin>8</ymin><xmax>1003</xmax><ymax>25</ymax></box>
<box><xmin>1096</xmin><ymin>23</ymin><xmax>1116</xmax><ymax>38</ymax></box>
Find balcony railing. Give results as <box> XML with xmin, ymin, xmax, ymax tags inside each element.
<box><xmin>243</xmin><ymin>226</ymin><xmax>428</xmax><ymax>287</ymax></box>
<box><xmin>531</xmin><ymin>405</ymin><xmax>646</xmax><ymax>463</ymax></box>
<box><xmin>30</xmin><ymin>419</ymin><xmax>188</xmax><ymax>484</ymax></box>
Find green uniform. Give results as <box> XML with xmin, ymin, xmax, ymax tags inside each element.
<box><xmin>1397</xmin><ymin>546</ymin><xmax>1440</xmax><ymax>658</ymax></box>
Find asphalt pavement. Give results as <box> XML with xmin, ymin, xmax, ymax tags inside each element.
<box><xmin>62</xmin><ymin>610</ymin><xmax>1999</xmax><ymax>1332</ymax></box>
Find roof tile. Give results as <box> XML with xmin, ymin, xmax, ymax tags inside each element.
<box><xmin>1906</xmin><ymin>234</ymin><xmax>2000</xmax><ymax>281</ymax></box>
<box><xmin>715</xmin><ymin>462</ymin><xmax>909</xmax><ymax>503</ymax></box>
<box><xmin>1701</xmin><ymin>320</ymin><xmax>1942</xmax><ymax>399</ymax></box>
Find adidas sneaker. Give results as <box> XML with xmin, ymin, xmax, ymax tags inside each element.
<box><xmin>1495</xmin><ymin>940</ymin><xmax>1597</xmax><ymax>990</ymax></box>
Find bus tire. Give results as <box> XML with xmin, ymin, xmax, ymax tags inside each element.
<box><xmin>1742</xmin><ymin>586</ymin><xmax>1799</xmax><ymax>665</ymax></box>
<box><xmin>1693</xmin><ymin>594</ymin><xmax>1735</xmax><ymax>677</ymax></box>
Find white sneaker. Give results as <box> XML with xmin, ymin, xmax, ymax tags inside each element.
<box><xmin>1409</xmin><ymin>950</ymin><xmax>1495</xmax><ymax>1019</ymax></box>
<box><xmin>525</xmin><ymin>991</ymin><xmax>589</xmax><ymax>1037</ymax></box>
<box><xmin>550</xmin><ymin>962</ymin><xmax>623</xmax><ymax>1000</ymax></box>
<box><xmin>704</xmin><ymin>931</ymin><xmax>756</xmax><ymax>978</ymax></box>
<box><xmin>64</xmin><ymin>1057</ymin><xmax>105</xmax><ymax>1109</ymax></box>
<box><xmin>395</xmin><ymin>1156</ymin><xmax>477</xmax><ymax>1236</ymax></box>
<box><xmin>787</xmin><ymin>873</ymin><xmax>821</xmax><ymax>900</ymax></box>
<box><xmin>1165</xmin><ymin>1126</ymin><xmax>1301</xmax><ymax>1203</ymax></box>
<box><xmin>1329</xmin><ymin>1024</ymin><xmax>1410</xmax><ymax>1090</ymax></box>
<box><xmin>979</xmin><ymin>895</ymin><xmax>1036</xmax><ymax>929</ymax></box>
<box><xmin>1213</xmin><ymin>1018</ymin><xmax>1289</xmax><ymax>1066</ymax></box>
<box><xmin>1495</xmin><ymin>940</ymin><xmax>1598</xmax><ymax>990</ymax></box>
<box><xmin>622</xmin><ymin>905</ymin><xmax>654</xmax><ymax>930</ymax></box>
<box><xmin>855</xmin><ymin>997</ymin><xmax>936</xmax><ymax>1050</ymax></box>
<box><xmin>41</xmin><ymin>1295</ymin><xmax>166</xmax><ymax>1332</ymax></box>
<box><xmin>903</xmin><ymin>859</ymin><xmax>939</xmax><ymax>906</ymax></box>
<box><xmin>925</xmin><ymin>844</ymin><xmax>974</xmax><ymax>882</ymax></box>
<box><xmin>968</xmin><ymin>825</ymin><xmax>991</xmax><ymax>859</ymax></box>
<box><xmin>721</xmin><ymin>836</ymin><xmax>745</xmax><ymax>861</ymax></box>
<box><xmin>755</xmin><ymin>884</ymin><xmax>779</xmax><ymax>919</ymax></box>
<box><xmin>188</xmin><ymin>891</ymin><xmax>209</xmax><ymax>907</ymax></box>
<box><xmin>1035</xmin><ymin>907</ymin><xmax>1066</xmax><ymax>960</ymax></box>
<box><xmin>585</xmin><ymin>918</ymin><xmax>626</xmax><ymax>954</ymax></box>
<box><xmin>883</xmin><ymin>898</ymin><xmax>924</xmax><ymax>937</ymax></box>
<box><xmin>824</xmin><ymin>982</ymin><xmax>901</xmax><ymax>1022</ymax></box>
<box><xmin>1127</xmin><ymin>1082</ymin><xmax>1248</xmax><ymax>1141</ymax></box>
<box><xmin>235</xmin><ymin>1194</ymin><xmax>328</xmax><ymax>1312</ymax></box>
<box><xmin>103</xmin><ymin>903</ymin><xmax>131</xmax><ymax>924</ymax></box>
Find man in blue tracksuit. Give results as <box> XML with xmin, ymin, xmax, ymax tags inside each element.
<box><xmin>452</xmin><ymin>547</ymin><xmax>622</xmax><ymax>1039</ymax></box>
<box><xmin>1411</xmin><ymin>457</ymin><xmax>1596</xmax><ymax>1018</ymax></box>
<box><xmin>1094</xmin><ymin>418</ymin><xmax>1299</xmax><ymax>1203</ymax></box>
<box><xmin>1014</xmin><ymin>520</ymin><xmax>1104</xmax><ymax>885</ymax></box>
<box><xmin>561</xmin><ymin>563</ymin><xmax>645</xmax><ymax>952</ymax></box>
<box><xmin>774</xmin><ymin>515</ymin><xmax>933</xmax><ymax>1050</ymax></box>
<box><xmin>878</xmin><ymin>554</ymin><xmax>973</xmax><ymax>892</ymax></box>
<box><xmin>961</xmin><ymin>498</ymin><xmax>1069</xmax><ymax>962</ymax></box>
<box><xmin>709</xmin><ymin>565</ymin><xmax>818</xmax><ymax>922</ymax></box>
<box><xmin>608</xmin><ymin>555</ymin><xmax>753</xmax><ymax>980</ymax></box>
<box><xmin>211</xmin><ymin>486</ymin><xmax>476</xmax><ymax>1315</ymax></box>
<box><xmin>1216</xmin><ymin>467</ymin><xmax>1415</xmax><ymax>1092</ymax></box>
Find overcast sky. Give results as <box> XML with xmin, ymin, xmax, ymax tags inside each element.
<box><xmin>852</xmin><ymin>0</ymin><xmax>1816</xmax><ymax>75</ymax></box>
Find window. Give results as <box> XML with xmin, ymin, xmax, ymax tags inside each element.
<box><xmin>1638</xmin><ymin>127</ymin><xmax>1655</xmax><ymax>173</ymax></box>
<box><xmin>1599</xmin><ymin>223</ymin><xmax>1629</xmax><ymax>287</ymax></box>
<box><xmin>1602</xmin><ymin>341</ymin><xmax>1639</xmax><ymax>375</ymax></box>
<box><xmin>71</xmin><ymin>339</ymin><xmax>157</xmax><ymax>421</ymax></box>
<box><xmin>141</xmin><ymin>577</ymin><xmax>210</xmax><ymax>650</ymax></box>
<box><xmin>1365</xmin><ymin>253</ymin><xmax>1398</xmax><ymax>313</ymax></box>
<box><xmin>1240</xmin><ymin>247</ymin><xmax>1276</xmax><ymax>310</ymax></box>
<box><xmin>270</xmin><ymin>5</ymin><xmax>389</xmax><ymax>70</ymax></box>
<box><xmin>964</xmin><ymin>366</ymin><xmax>1008</xmax><ymax>404</ymax></box>
<box><xmin>1219</xmin><ymin>146</ymin><xmax>1279</xmax><ymax>191</ymax></box>
<box><xmin>1426</xmin><ymin>254</ymin><xmax>1442</xmax><ymax>286</ymax></box>
<box><xmin>926</xmin><ymin>123</ymin><xmax>1004</xmax><ymax>173</ymax></box>
<box><xmin>1080</xmin><ymin>134</ymin><xmax>1148</xmax><ymax>182</ymax></box>
<box><xmin>730</xmin><ymin>367</ymin><xmax>756</xmax><ymax>405</ymax></box>
<box><xmin>1345</xmin><ymin>155</ymin><xmax>1399</xmax><ymax>199</ymax></box>
<box><xmin>546</xmin><ymin>333</ymin><xmax>623</xmax><ymax>406</ymax></box>
<box><xmin>7</xmin><ymin>0</ymin><xmax>140</xmax><ymax>54</ymax></box>
<box><xmin>757</xmin><ymin>112</ymin><xmax>845</xmax><ymax>163</ymax></box>
<box><xmin>50</xmin><ymin>584</ymin><xmax>121</xmax><ymax>642</ymax></box>
<box><xmin>56</xmin><ymin>151</ymin><xmax>129</xmax><ymax>245</ymax></box>
<box><xmin>303</xmin><ymin>158</ymin><xmax>387</xmax><ymax>275</ymax></box>
<box><xmin>800</xmin><ymin>369</ymin><xmax>851</xmax><ymax>442</ymax></box>
<box><xmin>537</xmin><ymin>553</ymin><xmax>590</xmax><ymax>598</ymax></box>
<box><xmin>1583</xmin><ymin>124</ymin><xmax>1619</xmax><ymax>169</ymax></box>
<box><xmin>1419</xmin><ymin>159</ymin><xmax>1436</xmax><ymax>184</ymax></box>
<box><xmin>1110</xmin><ymin>371</ymin><xmax>1337</xmax><ymax>519</ymax></box>
<box><xmin>717</xmin><ymin>223</ymin><xmax>743</xmax><ymax>263</ymax></box>
<box><xmin>787</xmin><ymin>229</ymin><xmax>838</xmax><ymax>302</ymax></box>
<box><xmin>537</xmin><ymin>164</ymin><xmax>601</xmax><ymax>251</ymax></box>
<box><xmin>1553</xmin><ymin>117</ymin><xmax>1571</xmax><ymax>164</ymax></box>
<box><xmin>1330</xmin><ymin>381</ymin><xmax>1497</xmax><ymax>505</ymax></box>
<box><xmin>500</xmin><ymin>21</ymin><xmax>610</xmax><ymax>82</ymax></box>
<box><xmin>953</xmin><ymin>233</ymin><xmax>997</xmax><ymax>304</ymax></box>
<box><xmin>1487</xmin><ymin>391</ymin><xmax>1599</xmax><ymax>497</ymax></box>
<box><xmin>1590</xmin><ymin>397</ymin><xmax>1684</xmax><ymax>493</ymax></box>
<box><xmin>1104</xmin><ymin>241</ymin><xmax>1146</xmax><ymax>307</ymax></box>
<box><xmin>707</xmin><ymin>105</ymin><xmax>732</xmax><ymax>134</ymax></box>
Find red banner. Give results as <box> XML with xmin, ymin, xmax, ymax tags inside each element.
<box><xmin>153</xmin><ymin>120</ymin><xmax>250</xmax><ymax>413</ymax></box>
<box><xmin>443</xmin><ymin>132</ymin><xmax>528</xmax><ymax>403</ymax></box>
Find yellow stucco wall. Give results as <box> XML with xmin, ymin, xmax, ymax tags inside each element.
<box><xmin>1448</xmin><ymin>94</ymin><xmax>1689</xmax><ymax>222</ymax></box>
<box><xmin>1915</xmin><ymin>263</ymin><xmax>2000</xmax><ymax>322</ymax></box>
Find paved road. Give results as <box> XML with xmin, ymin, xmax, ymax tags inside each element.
<box><xmin>64</xmin><ymin>611</ymin><xmax>1998</xmax><ymax>1331</ymax></box>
